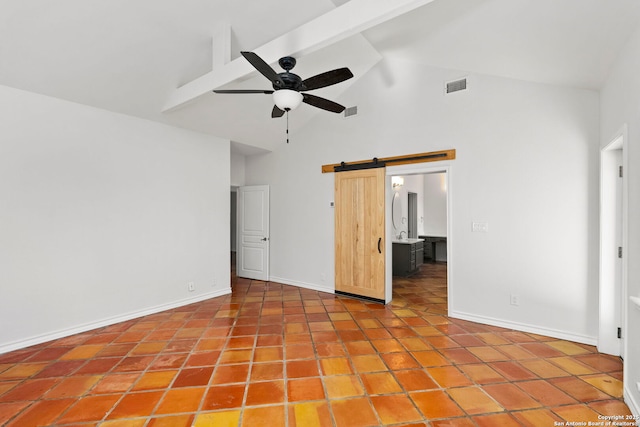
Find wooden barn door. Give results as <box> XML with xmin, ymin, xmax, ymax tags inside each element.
<box><xmin>334</xmin><ymin>167</ymin><xmax>385</xmax><ymax>302</ymax></box>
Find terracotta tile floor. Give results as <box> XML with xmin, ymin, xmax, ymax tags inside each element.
<box><xmin>0</xmin><ymin>261</ymin><xmax>633</xmax><ymax>426</ymax></box>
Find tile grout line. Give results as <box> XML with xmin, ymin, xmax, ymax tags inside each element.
<box><xmin>0</xmin><ymin>262</ymin><xmax>630</xmax><ymax>426</ymax></box>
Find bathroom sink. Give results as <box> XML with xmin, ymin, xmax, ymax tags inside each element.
<box><xmin>393</xmin><ymin>238</ymin><xmax>424</xmax><ymax>244</ymax></box>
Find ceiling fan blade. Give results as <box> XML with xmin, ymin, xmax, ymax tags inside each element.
<box><xmin>302</xmin><ymin>94</ymin><xmax>345</xmax><ymax>113</ymax></box>
<box><xmin>213</xmin><ymin>89</ymin><xmax>274</xmax><ymax>94</ymax></box>
<box><xmin>271</xmin><ymin>105</ymin><xmax>285</xmax><ymax>118</ymax></box>
<box><xmin>301</xmin><ymin>68</ymin><xmax>353</xmax><ymax>91</ymax></box>
<box><xmin>241</xmin><ymin>51</ymin><xmax>282</xmax><ymax>85</ymax></box>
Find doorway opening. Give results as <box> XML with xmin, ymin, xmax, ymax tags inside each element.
<box><xmin>387</xmin><ymin>166</ymin><xmax>450</xmax><ymax>314</ymax></box>
<box><xmin>599</xmin><ymin>125</ymin><xmax>627</xmax><ymax>357</ymax></box>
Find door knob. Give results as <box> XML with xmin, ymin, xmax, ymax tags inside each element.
<box><xmin>261</xmin><ymin>237</ymin><xmax>268</xmax><ymax>241</ymax></box>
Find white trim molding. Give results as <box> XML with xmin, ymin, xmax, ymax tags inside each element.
<box><xmin>625</xmin><ymin>387</ymin><xmax>640</xmax><ymax>418</ymax></box>
<box><xmin>450</xmin><ymin>310</ymin><xmax>598</xmax><ymax>346</ymax></box>
<box><xmin>0</xmin><ymin>288</ymin><xmax>231</xmax><ymax>355</ymax></box>
<box><xmin>269</xmin><ymin>276</ymin><xmax>334</xmax><ymax>295</ymax></box>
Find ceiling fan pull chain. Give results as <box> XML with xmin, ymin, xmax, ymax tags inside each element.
<box><xmin>286</xmin><ymin>110</ymin><xmax>289</xmax><ymax>144</ymax></box>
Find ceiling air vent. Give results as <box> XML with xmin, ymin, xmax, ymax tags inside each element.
<box><xmin>445</xmin><ymin>78</ymin><xmax>467</xmax><ymax>94</ymax></box>
<box><xmin>344</xmin><ymin>106</ymin><xmax>358</xmax><ymax>118</ymax></box>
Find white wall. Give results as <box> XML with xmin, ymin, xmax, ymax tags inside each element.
<box><xmin>423</xmin><ymin>173</ymin><xmax>447</xmax><ymax>237</ymax></box>
<box><xmin>230</xmin><ymin>152</ymin><xmax>246</xmax><ymax>187</ymax></box>
<box><xmin>600</xmin><ymin>26</ymin><xmax>640</xmax><ymax>416</ymax></box>
<box><xmin>246</xmin><ymin>58</ymin><xmax>600</xmax><ymax>344</ymax></box>
<box><xmin>230</xmin><ymin>191</ymin><xmax>238</xmax><ymax>252</ymax></box>
<box><xmin>0</xmin><ymin>85</ymin><xmax>231</xmax><ymax>353</ymax></box>
<box><xmin>230</xmin><ymin>153</ymin><xmax>246</xmax><ymax>252</ymax></box>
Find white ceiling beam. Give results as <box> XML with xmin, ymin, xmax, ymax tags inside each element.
<box><xmin>212</xmin><ymin>23</ymin><xmax>231</xmax><ymax>70</ymax></box>
<box><xmin>162</xmin><ymin>0</ymin><xmax>434</xmax><ymax>112</ymax></box>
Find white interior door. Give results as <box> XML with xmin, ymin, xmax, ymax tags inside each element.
<box><xmin>599</xmin><ymin>138</ymin><xmax>625</xmax><ymax>356</ymax></box>
<box><xmin>614</xmin><ymin>151</ymin><xmax>623</xmax><ymax>357</ymax></box>
<box><xmin>237</xmin><ymin>185</ymin><xmax>269</xmax><ymax>280</ymax></box>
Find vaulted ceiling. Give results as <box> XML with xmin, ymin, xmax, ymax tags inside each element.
<box><xmin>2</xmin><ymin>0</ymin><xmax>639</xmax><ymax>153</ymax></box>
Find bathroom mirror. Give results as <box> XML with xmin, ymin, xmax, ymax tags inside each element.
<box><xmin>392</xmin><ymin>191</ymin><xmax>402</xmax><ymax>230</ymax></box>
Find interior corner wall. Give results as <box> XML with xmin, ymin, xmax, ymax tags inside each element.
<box><xmin>600</xmin><ymin>26</ymin><xmax>640</xmax><ymax>415</ymax></box>
<box><xmin>245</xmin><ymin>58</ymin><xmax>600</xmax><ymax>344</ymax></box>
<box><xmin>0</xmin><ymin>85</ymin><xmax>231</xmax><ymax>353</ymax></box>
<box><xmin>231</xmin><ymin>152</ymin><xmax>246</xmax><ymax>187</ymax></box>
<box><xmin>230</xmin><ymin>152</ymin><xmax>246</xmax><ymax>253</ymax></box>
<box><xmin>230</xmin><ymin>190</ymin><xmax>238</xmax><ymax>253</ymax></box>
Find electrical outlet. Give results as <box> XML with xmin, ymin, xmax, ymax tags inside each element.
<box><xmin>212</xmin><ymin>278</ymin><xmax>216</xmax><ymax>288</ymax></box>
<box><xmin>510</xmin><ymin>294</ymin><xmax>520</xmax><ymax>306</ymax></box>
<box><xmin>637</xmin><ymin>381</ymin><xmax>640</xmax><ymax>393</ymax></box>
<box><xmin>188</xmin><ymin>282</ymin><xmax>195</xmax><ymax>292</ymax></box>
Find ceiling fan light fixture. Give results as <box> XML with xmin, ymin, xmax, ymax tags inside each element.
<box><xmin>218</xmin><ymin>52</ymin><xmax>352</xmax><ymax>118</ymax></box>
<box><xmin>273</xmin><ymin>89</ymin><xmax>303</xmax><ymax>111</ymax></box>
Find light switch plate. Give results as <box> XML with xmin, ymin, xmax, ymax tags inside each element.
<box><xmin>472</xmin><ymin>222</ymin><xmax>489</xmax><ymax>232</ymax></box>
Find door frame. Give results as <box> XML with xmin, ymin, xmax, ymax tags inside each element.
<box><xmin>407</xmin><ymin>192</ymin><xmax>418</xmax><ymax>238</ymax></box>
<box><xmin>598</xmin><ymin>124</ymin><xmax>628</xmax><ymax>357</ymax></box>
<box><xmin>385</xmin><ymin>164</ymin><xmax>452</xmax><ymax>306</ymax></box>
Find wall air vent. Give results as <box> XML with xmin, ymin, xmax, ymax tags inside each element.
<box><xmin>445</xmin><ymin>78</ymin><xmax>468</xmax><ymax>94</ymax></box>
<box><xmin>344</xmin><ymin>106</ymin><xmax>358</xmax><ymax>118</ymax></box>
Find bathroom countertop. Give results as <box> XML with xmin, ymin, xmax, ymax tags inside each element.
<box><xmin>392</xmin><ymin>238</ymin><xmax>424</xmax><ymax>244</ymax></box>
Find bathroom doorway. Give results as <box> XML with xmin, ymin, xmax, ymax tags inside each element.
<box><xmin>388</xmin><ymin>167</ymin><xmax>450</xmax><ymax>314</ymax></box>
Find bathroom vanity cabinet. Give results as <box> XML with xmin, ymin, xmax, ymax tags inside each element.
<box><xmin>392</xmin><ymin>239</ymin><xmax>424</xmax><ymax>276</ymax></box>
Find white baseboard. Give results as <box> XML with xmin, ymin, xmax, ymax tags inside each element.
<box><xmin>625</xmin><ymin>387</ymin><xmax>640</xmax><ymax>417</ymax></box>
<box><xmin>0</xmin><ymin>288</ymin><xmax>231</xmax><ymax>355</ymax></box>
<box><xmin>450</xmin><ymin>310</ymin><xmax>597</xmax><ymax>346</ymax></box>
<box><xmin>269</xmin><ymin>276</ymin><xmax>334</xmax><ymax>295</ymax></box>
<box><xmin>263</xmin><ymin>284</ymin><xmax>598</xmax><ymax>346</ymax></box>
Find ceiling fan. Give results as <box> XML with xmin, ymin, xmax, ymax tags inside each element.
<box><xmin>214</xmin><ymin>51</ymin><xmax>354</xmax><ymax>118</ymax></box>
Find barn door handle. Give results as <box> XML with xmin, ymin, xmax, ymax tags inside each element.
<box><xmin>378</xmin><ymin>237</ymin><xmax>382</xmax><ymax>254</ymax></box>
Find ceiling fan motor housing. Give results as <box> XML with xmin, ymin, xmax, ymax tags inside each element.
<box><xmin>274</xmin><ymin>72</ymin><xmax>303</xmax><ymax>91</ymax></box>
